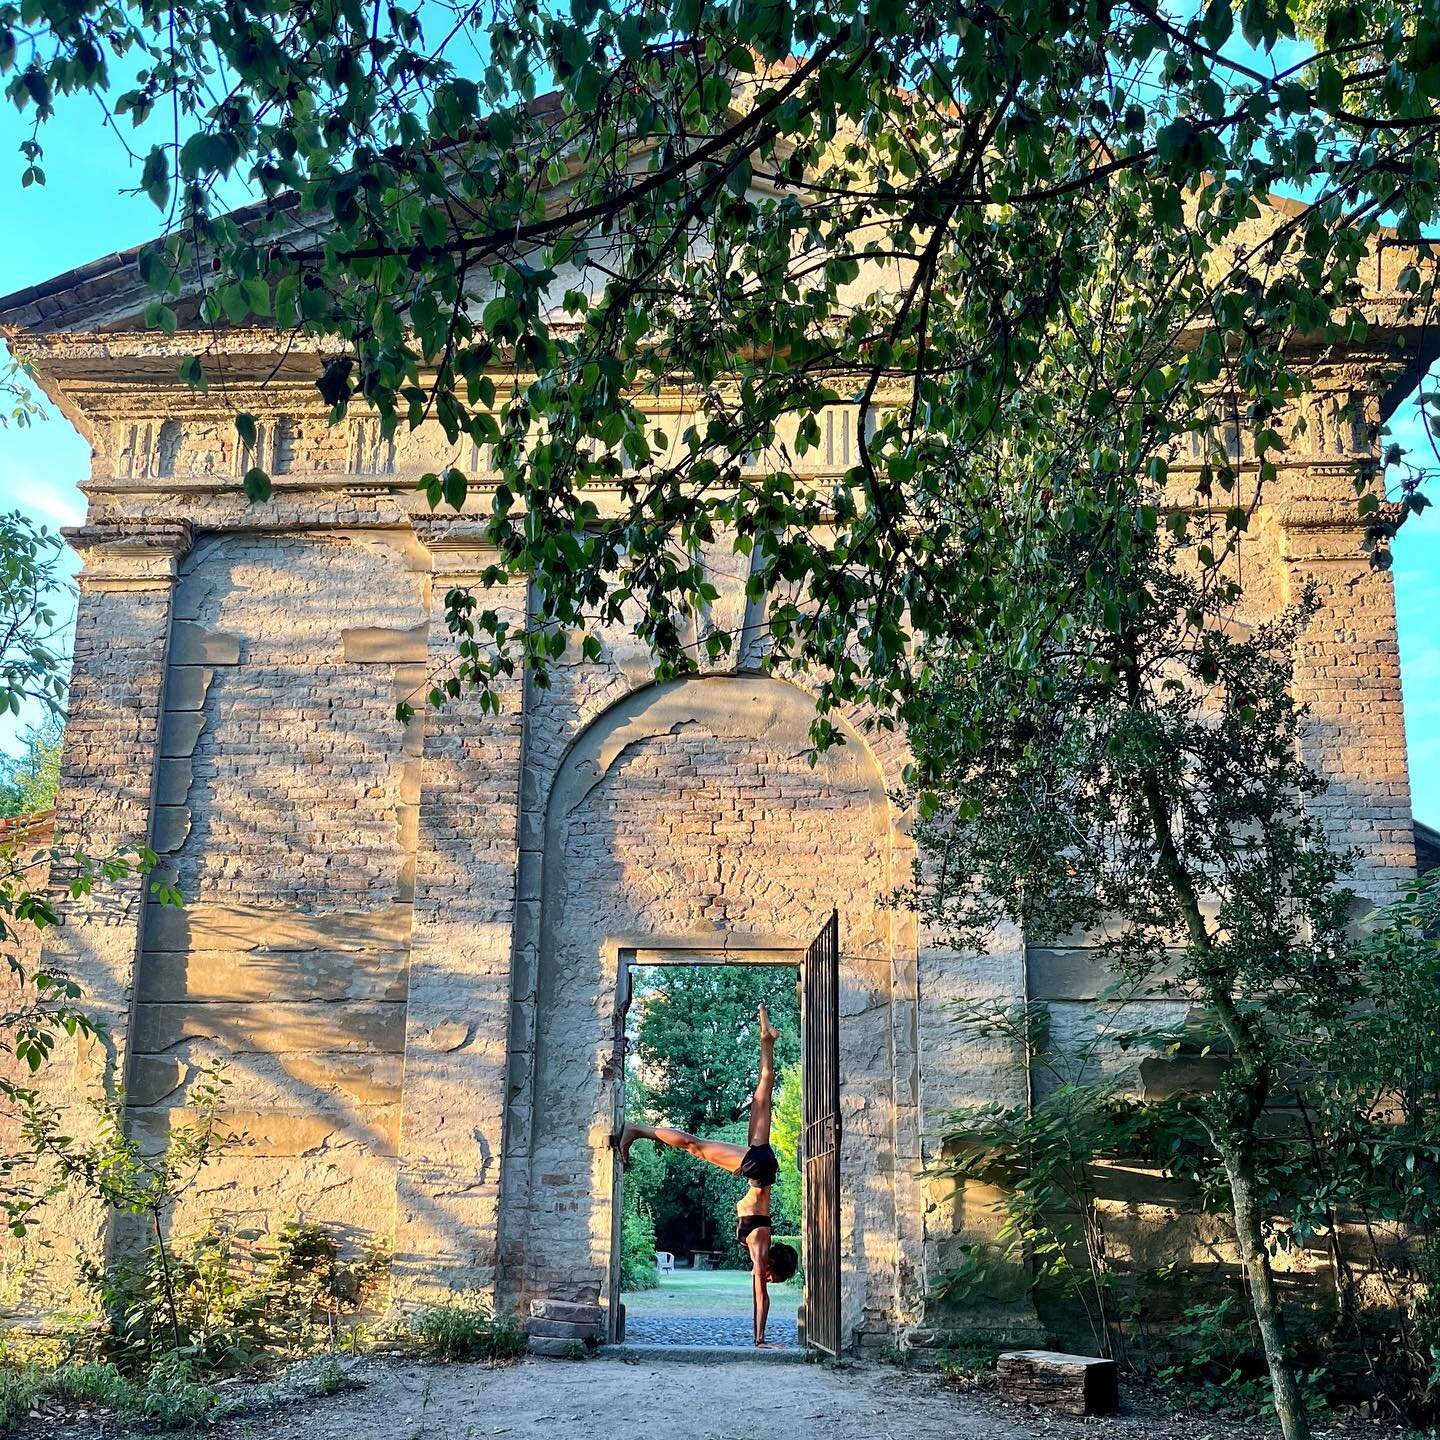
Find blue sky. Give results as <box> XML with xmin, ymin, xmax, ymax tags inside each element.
<box><xmin>0</xmin><ymin>91</ymin><xmax>1436</xmax><ymax>823</ymax></box>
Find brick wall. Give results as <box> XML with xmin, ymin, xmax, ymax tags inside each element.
<box><xmin>514</xmin><ymin>673</ymin><xmax>907</xmax><ymax>1346</ymax></box>
<box><xmin>124</xmin><ymin>532</ymin><xmax>427</xmax><ymax>1242</ymax></box>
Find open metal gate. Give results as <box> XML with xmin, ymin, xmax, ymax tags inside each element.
<box><xmin>801</xmin><ymin>909</ymin><xmax>841</xmax><ymax>1356</ymax></box>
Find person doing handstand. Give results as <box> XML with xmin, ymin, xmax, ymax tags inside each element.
<box><xmin>619</xmin><ymin>1004</ymin><xmax>799</xmax><ymax>1347</ymax></box>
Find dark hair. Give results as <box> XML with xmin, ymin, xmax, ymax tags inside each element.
<box><xmin>766</xmin><ymin>1242</ymin><xmax>799</xmax><ymax>1283</ymax></box>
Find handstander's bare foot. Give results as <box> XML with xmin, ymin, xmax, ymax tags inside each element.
<box><xmin>617</xmin><ymin>1122</ymin><xmax>644</xmax><ymax>1166</ymax></box>
<box><xmin>758</xmin><ymin>1004</ymin><xmax>778</xmax><ymax>1044</ymax></box>
<box><xmin>755</xmin><ymin>1339</ymin><xmax>778</xmax><ymax>1349</ymax></box>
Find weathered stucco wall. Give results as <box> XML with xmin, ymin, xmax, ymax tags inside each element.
<box><xmin>124</xmin><ymin>530</ymin><xmax>429</xmax><ymax>1240</ymax></box>
<box><xmin>0</xmin><ymin>333</ymin><xmax>1420</xmax><ymax>1346</ymax></box>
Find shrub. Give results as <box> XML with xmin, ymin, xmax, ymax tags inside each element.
<box><xmin>0</xmin><ymin>1362</ymin><xmax>56</xmax><ymax>1433</ymax></box>
<box><xmin>85</xmin><ymin>1217</ymin><xmax>389</xmax><ymax>1374</ymax></box>
<box><xmin>621</xmin><ymin>1197</ymin><xmax>660</xmax><ymax>1290</ymax></box>
<box><xmin>0</xmin><ymin>1358</ymin><xmax>218</xmax><ymax>1434</ymax></box>
<box><xmin>770</xmin><ymin>1065</ymin><xmax>804</xmax><ymax>1230</ymax></box>
<box><xmin>408</xmin><ymin>1301</ymin><xmax>527</xmax><ymax>1362</ymax></box>
<box><xmin>130</xmin><ymin>1355</ymin><xmax>220</xmax><ymax>1428</ymax></box>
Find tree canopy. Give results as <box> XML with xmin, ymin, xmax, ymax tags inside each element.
<box><xmin>0</xmin><ymin>715</ymin><xmax>64</xmax><ymax>817</ymax></box>
<box><xmin>3</xmin><ymin>0</ymin><xmax>1437</xmax><ymax>733</ymax></box>
<box><xmin>631</xmin><ymin>963</ymin><xmax>798</xmax><ymax>1133</ymax></box>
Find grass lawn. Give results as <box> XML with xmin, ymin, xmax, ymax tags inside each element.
<box><xmin>622</xmin><ymin>1267</ymin><xmax>801</xmax><ymax>1317</ymax></box>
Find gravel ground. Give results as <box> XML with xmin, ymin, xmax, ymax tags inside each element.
<box><xmin>623</xmin><ymin>1270</ymin><xmax>800</xmax><ymax>1347</ymax></box>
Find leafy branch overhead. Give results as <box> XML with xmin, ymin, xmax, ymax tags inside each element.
<box><xmin>4</xmin><ymin>0</ymin><xmax>1439</xmax><ymax>734</ymax></box>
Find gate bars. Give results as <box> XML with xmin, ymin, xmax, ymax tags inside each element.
<box><xmin>801</xmin><ymin>908</ymin><xmax>841</xmax><ymax>1356</ymax></box>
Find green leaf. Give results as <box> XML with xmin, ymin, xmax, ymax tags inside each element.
<box><xmin>243</xmin><ymin>278</ymin><xmax>271</xmax><ymax>318</ymax></box>
<box><xmin>441</xmin><ymin>467</ymin><xmax>468</xmax><ymax>511</ymax></box>
<box><xmin>144</xmin><ymin>302</ymin><xmax>178</xmax><ymax>336</ymax></box>
<box><xmin>178</xmin><ymin>130</ymin><xmax>238</xmax><ymax>178</ymax></box>
<box><xmin>140</xmin><ymin>145</ymin><xmax>170</xmax><ymax>208</ymax></box>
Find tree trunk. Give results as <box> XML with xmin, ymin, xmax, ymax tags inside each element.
<box><xmin>1219</xmin><ymin>1142</ymin><xmax>1311</xmax><ymax>1440</ymax></box>
<box><xmin>1129</xmin><ymin>733</ymin><xmax>1312</xmax><ymax>1440</ymax></box>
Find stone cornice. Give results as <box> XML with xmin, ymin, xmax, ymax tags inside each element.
<box><xmin>64</xmin><ymin>521</ymin><xmax>195</xmax><ymax>589</ymax></box>
<box><xmin>414</xmin><ymin>518</ymin><xmax>506</xmax><ymax>580</ymax></box>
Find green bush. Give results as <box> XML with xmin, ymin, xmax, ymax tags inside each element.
<box><xmin>85</xmin><ymin>1217</ymin><xmax>389</xmax><ymax>1375</ymax></box>
<box><xmin>0</xmin><ymin>1358</ymin><xmax>218</xmax><ymax>1435</ymax></box>
<box><xmin>408</xmin><ymin>1301</ymin><xmax>528</xmax><ymax>1362</ymax></box>
<box><xmin>770</xmin><ymin>1064</ymin><xmax>804</xmax><ymax>1230</ymax></box>
<box><xmin>620</xmin><ymin>1198</ymin><xmax>660</xmax><ymax>1290</ymax></box>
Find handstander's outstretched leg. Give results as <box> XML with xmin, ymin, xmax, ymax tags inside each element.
<box><xmin>618</xmin><ymin>1123</ymin><xmax>745</xmax><ymax>1173</ymax></box>
<box><xmin>749</xmin><ymin>1003</ymin><xmax>778</xmax><ymax>1146</ymax></box>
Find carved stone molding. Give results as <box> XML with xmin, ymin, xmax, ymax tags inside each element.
<box><xmin>64</xmin><ymin>521</ymin><xmax>195</xmax><ymax>589</ymax></box>
<box><xmin>413</xmin><ymin>517</ymin><xmax>504</xmax><ymax>581</ymax></box>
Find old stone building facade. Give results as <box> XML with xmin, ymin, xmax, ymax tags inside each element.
<box><xmin>0</xmin><ymin>212</ymin><xmax>1428</xmax><ymax>1349</ymax></box>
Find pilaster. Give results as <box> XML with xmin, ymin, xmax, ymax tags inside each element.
<box><xmin>391</xmin><ymin>531</ymin><xmax>528</xmax><ymax>1303</ymax></box>
<box><xmin>51</xmin><ymin>521</ymin><xmax>193</xmax><ymax>1046</ymax></box>
<box><xmin>9</xmin><ymin>521</ymin><xmax>190</xmax><ymax>1315</ymax></box>
<box><xmin>1273</xmin><ymin>491</ymin><xmax>1417</xmax><ymax>900</ymax></box>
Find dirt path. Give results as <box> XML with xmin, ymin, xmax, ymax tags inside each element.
<box><xmin>207</xmin><ymin>1356</ymin><xmax>1050</xmax><ymax>1440</ymax></box>
<box><xmin>134</xmin><ymin>1354</ymin><xmax>1335</xmax><ymax>1440</ymax></box>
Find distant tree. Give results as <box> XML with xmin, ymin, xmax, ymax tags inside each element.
<box><xmin>0</xmin><ymin>511</ymin><xmax>67</xmax><ymax>724</ymax></box>
<box><xmin>770</xmin><ymin>1060</ymin><xmax>803</xmax><ymax>1232</ymax></box>
<box><xmin>632</xmin><ymin>965</ymin><xmax>799</xmax><ymax>1134</ymax></box>
<box><xmin>0</xmin><ymin>713</ymin><xmax>64</xmax><ymax>816</ymax></box>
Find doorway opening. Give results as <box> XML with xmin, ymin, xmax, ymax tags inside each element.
<box><xmin>605</xmin><ymin>917</ymin><xmax>841</xmax><ymax>1352</ymax></box>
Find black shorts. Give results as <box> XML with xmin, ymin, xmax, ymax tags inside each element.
<box><xmin>738</xmin><ymin>1143</ymin><xmax>779</xmax><ymax>1187</ymax></box>
<box><xmin>737</xmin><ymin>1213</ymin><xmax>773</xmax><ymax>1245</ymax></box>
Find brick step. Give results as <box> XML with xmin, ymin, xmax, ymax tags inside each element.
<box><xmin>528</xmin><ymin>1336</ymin><xmax>593</xmax><ymax>1359</ymax></box>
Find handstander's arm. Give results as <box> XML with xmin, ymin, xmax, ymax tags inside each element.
<box><xmin>752</xmin><ymin>1244</ymin><xmax>771</xmax><ymax>1345</ymax></box>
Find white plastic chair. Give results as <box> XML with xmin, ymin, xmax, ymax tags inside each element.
<box><xmin>655</xmin><ymin>1250</ymin><xmax>675</xmax><ymax>1274</ymax></box>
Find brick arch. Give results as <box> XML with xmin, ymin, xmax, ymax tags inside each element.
<box><xmin>500</xmin><ymin>673</ymin><xmax>922</xmax><ymax>1349</ymax></box>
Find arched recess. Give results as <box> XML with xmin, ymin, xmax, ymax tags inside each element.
<box><xmin>500</xmin><ymin>672</ymin><xmax>922</xmax><ymax>1349</ymax></box>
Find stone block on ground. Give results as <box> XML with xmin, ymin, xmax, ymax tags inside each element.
<box><xmin>996</xmin><ymin>1350</ymin><xmax>1118</xmax><ymax>1416</ymax></box>
<box><xmin>529</xmin><ymin>1299</ymin><xmax>603</xmax><ymax>1325</ymax></box>
<box><xmin>527</xmin><ymin>1335</ymin><xmax>592</xmax><ymax>1359</ymax></box>
<box><xmin>524</xmin><ymin>1317</ymin><xmax>600</xmax><ymax>1341</ymax></box>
